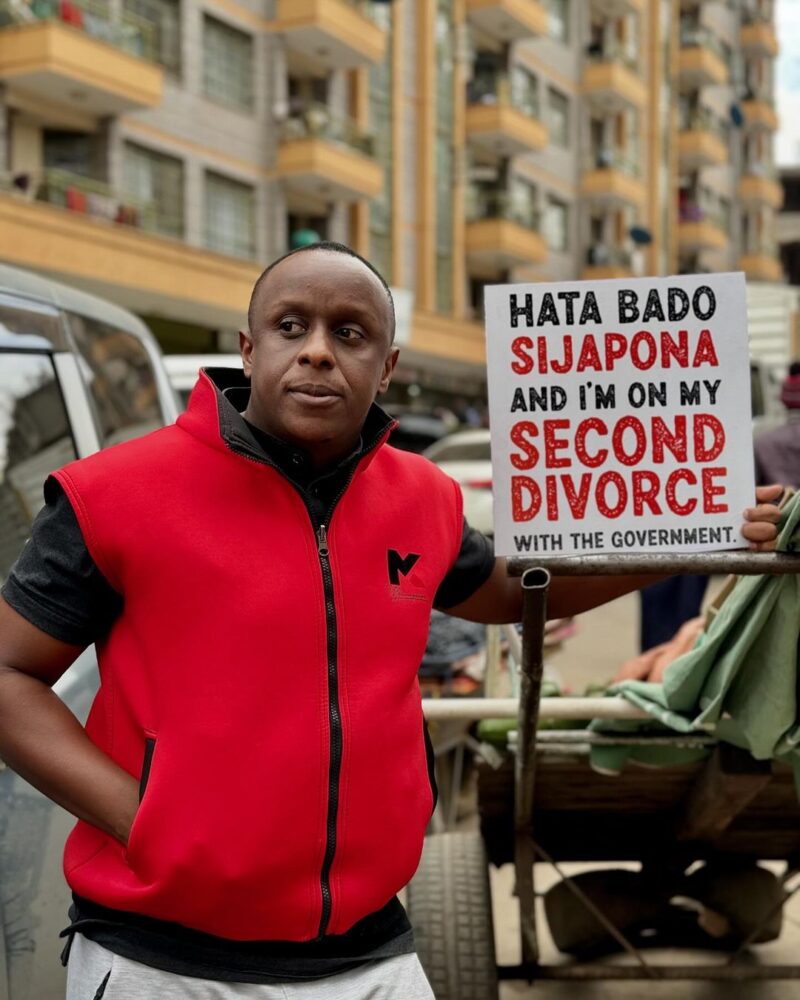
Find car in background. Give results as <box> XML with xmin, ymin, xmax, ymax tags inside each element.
<box><xmin>163</xmin><ymin>353</ymin><xmax>244</xmax><ymax>409</ymax></box>
<box><xmin>423</xmin><ymin>429</ymin><xmax>493</xmax><ymax>536</ymax></box>
<box><xmin>0</xmin><ymin>262</ymin><xmax>178</xmax><ymax>1000</ymax></box>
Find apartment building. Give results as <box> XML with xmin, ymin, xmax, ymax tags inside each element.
<box><xmin>0</xmin><ymin>0</ymin><xmax>782</xmax><ymax>399</ymax></box>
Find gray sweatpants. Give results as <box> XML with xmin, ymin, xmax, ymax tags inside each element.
<box><xmin>66</xmin><ymin>934</ymin><xmax>435</xmax><ymax>1000</ymax></box>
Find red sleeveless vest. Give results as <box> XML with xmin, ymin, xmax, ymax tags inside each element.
<box><xmin>53</xmin><ymin>372</ymin><xmax>463</xmax><ymax>941</ymax></box>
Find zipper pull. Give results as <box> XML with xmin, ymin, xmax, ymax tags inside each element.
<box><xmin>317</xmin><ymin>524</ymin><xmax>329</xmax><ymax>557</ymax></box>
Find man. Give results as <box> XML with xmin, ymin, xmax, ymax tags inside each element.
<box><xmin>754</xmin><ymin>361</ymin><xmax>800</xmax><ymax>489</ymax></box>
<box><xmin>0</xmin><ymin>243</ymin><xmax>782</xmax><ymax>999</ymax></box>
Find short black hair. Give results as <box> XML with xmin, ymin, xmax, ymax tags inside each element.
<box><xmin>247</xmin><ymin>241</ymin><xmax>396</xmax><ymax>341</ymax></box>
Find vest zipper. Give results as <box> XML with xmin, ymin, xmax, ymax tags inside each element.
<box><xmin>312</xmin><ymin>434</ymin><xmax>386</xmax><ymax>939</ymax></box>
<box><xmin>220</xmin><ymin>420</ymin><xmax>391</xmax><ymax>940</ymax></box>
<box><xmin>315</xmin><ymin>519</ymin><xmax>339</xmax><ymax>937</ymax></box>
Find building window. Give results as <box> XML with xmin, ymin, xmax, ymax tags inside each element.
<box><xmin>545</xmin><ymin>196</ymin><xmax>569</xmax><ymax>252</ymax></box>
<box><xmin>204</xmin><ymin>172</ymin><xmax>255</xmax><ymax>259</ymax></box>
<box><xmin>510</xmin><ymin>64</ymin><xmax>539</xmax><ymax>118</ymax></box>
<box><xmin>547</xmin><ymin>0</ymin><xmax>569</xmax><ymax>43</ymax></box>
<box><xmin>547</xmin><ymin>87</ymin><xmax>569</xmax><ymax>147</ymax></box>
<box><xmin>369</xmin><ymin>3</ymin><xmax>393</xmax><ymax>280</ymax></box>
<box><xmin>435</xmin><ymin>0</ymin><xmax>455</xmax><ymax>315</ymax></box>
<box><xmin>43</xmin><ymin>130</ymin><xmax>93</xmax><ymax>176</ymax></box>
<box><xmin>123</xmin><ymin>142</ymin><xmax>184</xmax><ymax>239</ymax></box>
<box><xmin>203</xmin><ymin>16</ymin><xmax>253</xmax><ymax>111</ymax></box>
<box><xmin>123</xmin><ymin>0</ymin><xmax>181</xmax><ymax>74</ymax></box>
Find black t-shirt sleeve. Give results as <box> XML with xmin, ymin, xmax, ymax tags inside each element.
<box><xmin>1</xmin><ymin>477</ymin><xmax>123</xmax><ymax>646</ymax></box>
<box><xmin>433</xmin><ymin>519</ymin><xmax>496</xmax><ymax>610</ymax></box>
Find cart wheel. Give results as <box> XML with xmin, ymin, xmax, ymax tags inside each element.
<box><xmin>407</xmin><ymin>831</ymin><xmax>499</xmax><ymax>1000</ymax></box>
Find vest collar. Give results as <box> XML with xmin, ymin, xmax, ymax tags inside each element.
<box><xmin>176</xmin><ymin>368</ymin><xmax>396</xmax><ymax>478</ymax></box>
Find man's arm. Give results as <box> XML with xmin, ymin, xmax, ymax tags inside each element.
<box><xmin>0</xmin><ymin>598</ymin><xmax>138</xmax><ymax>844</ymax></box>
<box><xmin>446</xmin><ymin>484</ymin><xmax>784</xmax><ymax>624</ymax></box>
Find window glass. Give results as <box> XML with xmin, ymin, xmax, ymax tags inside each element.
<box><xmin>123</xmin><ymin>142</ymin><xmax>184</xmax><ymax>239</ymax></box>
<box><xmin>204</xmin><ymin>172</ymin><xmax>256</xmax><ymax>258</ymax></box>
<box><xmin>66</xmin><ymin>314</ymin><xmax>162</xmax><ymax>447</ymax></box>
<box><xmin>203</xmin><ymin>15</ymin><xmax>253</xmax><ymax>112</ymax></box>
<box><xmin>548</xmin><ymin>87</ymin><xmax>569</xmax><ymax>147</ymax></box>
<box><xmin>545</xmin><ymin>197</ymin><xmax>569</xmax><ymax>252</ymax></box>
<box><xmin>369</xmin><ymin>4</ymin><xmax>393</xmax><ymax>279</ymax></box>
<box><xmin>43</xmin><ymin>130</ymin><xmax>93</xmax><ymax>176</ymax></box>
<box><xmin>0</xmin><ymin>352</ymin><xmax>77</xmax><ymax>583</ymax></box>
<box><xmin>435</xmin><ymin>0</ymin><xmax>455</xmax><ymax>315</ymax></box>
<box><xmin>547</xmin><ymin>0</ymin><xmax>569</xmax><ymax>43</ymax></box>
<box><xmin>124</xmin><ymin>0</ymin><xmax>181</xmax><ymax>74</ymax></box>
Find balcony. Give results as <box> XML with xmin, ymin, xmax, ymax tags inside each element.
<box><xmin>581</xmin><ymin>46</ymin><xmax>647</xmax><ymax>113</ymax></box>
<box><xmin>0</xmin><ymin>171</ymin><xmax>260</xmax><ymax>328</ymax></box>
<box><xmin>465</xmin><ymin>188</ymin><xmax>546</xmax><ymax>273</ymax></box>
<box><xmin>678</xmin><ymin>27</ymin><xmax>729</xmax><ymax>89</ymax></box>
<box><xmin>465</xmin><ymin>0</ymin><xmax>547</xmax><ymax>42</ymax></box>
<box><xmin>465</xmin><ymin>75</ymin><xmax>548</xmax><ymax>157</ymax></box>
<box><xmin>0</xmin><ymin>0</ymin><xmax>162</xmax><ymax>115</ymax></box>
<box><xmin>276</xmin><ymin>103</ymin><xmax>383</xmax><ymax>202</ymax></box>
<box><xmin>677</xmin><ymin>108</ymin><xmax>729</xmax><ymax>169</ymax></box>
<box><xmin>581</xmin><ymin>247</ymin><xmax>634</xmax><ymax>281</ymax></box>
<box><xmin>677</xmin><ymin>203</ymin><xmax>729</xmax><ymax>252</ymax></box>
<box><xmin>739</xmin><ymin>248</ymin><xmax>783</xmax><ymax>283</ymax></box>
<box><xmin>740</xmin><ymin>14</ymin><xmax>778</xmax><ymax>58</ymax></box>
<box><xmin>274</xmin><ymin>0</ymin><xmax>386</xmax><ymax>68</ymax></box>
<box><xmin>739</xmin><ymin>170</ymin><xmax>783</xmax><ymax>210</ymax></box>
<box><xmin>580</xmin><ymin>151</ymin><xmax>646</xmax><ymax>208</ymax></box>
<box><xmin>741</xmin><ymin>95</ymin><xmax>779</xmax><ymax>132</ymax></box>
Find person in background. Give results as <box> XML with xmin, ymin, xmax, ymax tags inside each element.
<box><xmin>754</xmin><ymin>361</ymin><xmax>800</xmax><ymax>490</ymax></box>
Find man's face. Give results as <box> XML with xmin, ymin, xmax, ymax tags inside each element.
<box><xmin>240</xmin><ymin>251</ymin><xmax>398</xmax><ymax>467</ymax></box>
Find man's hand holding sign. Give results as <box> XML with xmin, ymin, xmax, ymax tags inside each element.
<box><xmin>448</xmin><ymin>272</ymin><xmax>782</xmax><ymax>624</ymax></box>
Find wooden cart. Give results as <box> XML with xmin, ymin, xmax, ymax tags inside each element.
<box><xmin>411</xmin><ymin>552</ymin><xmax>800</xmax><ymax>999</ymax></box>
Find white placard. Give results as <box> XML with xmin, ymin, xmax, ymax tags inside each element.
<box><xmin>484</xmin><ymin>273</ymin><xmax>755</xmax><ymax>558</ymax></box>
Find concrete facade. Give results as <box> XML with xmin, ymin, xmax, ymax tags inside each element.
<box><xmin>0</xmin><ymin>0</ymin><xmax>783</xmax><ymax>387</ymax></box>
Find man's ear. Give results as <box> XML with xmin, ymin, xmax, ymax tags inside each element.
<box><xmin>240</xmin><ymin>330</ymin><xmax>254</xmax><ymax>377</ymax></box>
<box><xmin>377</xmin><ymin>347</ymin><xmax>400</xmax><ymax>396</ymax></box>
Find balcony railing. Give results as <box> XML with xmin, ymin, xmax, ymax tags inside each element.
<box><xmin>743</xmin><ymin>236</ymin><xmax>779</xmax><ymax>255</ymax></box>
<box><xmin>742</xmin><ymin>161</ymin><xmax>778</xmax><ymax>180</ymax></box>
<box><xmin>679</xmin><ymin>24</ymin><xmax>727</xmax><ymax>62</ymax></box>
<box><xmin>742</xmin><ymin>4</ymin><xmax>774</xmax><ymax>26</ymax></box>
<box><xmin>585</xmin><ymin>148</ymin><xmax>641</xmax><ymax>177</ymax></box>
<box><xmin>0</xmin><ymin>0</ymin><xmax>158</xmax><ymax>62</ymax></box>
<box><xmin>340</xmin><ymin>0</ymin><xmax>382</xmax><ymax>23</ymax></box>
<box><xmin>585</xmin><ymin>41</ymin><xmax>639</xmax><ymax>74</ymax></box>
<box><xmin>585</xmin><ymin>245</ymin><xmax>632</xmax><ymax>268</ymax></box>
<box><xmin>280</xmin><ymin>102</ymin><xmax>375</xmax><ymax>157</ymax></box>
<box><xmin>467</xmin><ymin>73</ymin><xmax>540</xmax><ymax>119</ymax></box>
<box><xmin>0</xmin><ymin>169</ymin><xmax>188</xmax><ymax>239</ymax></box>
<box><xmin>467</xmin><ymin>188</ymin><xmax>540</xmax><ymax>230</ymax></box>
<box><xmin>678</xmin><ymin>106</ymin><xmax>729</xmax><ymax>141</ymax></box>
<box><xmin>679</xmin><ymin>201</ymin><xmax>728</xmax><ymax>231</ymax></box>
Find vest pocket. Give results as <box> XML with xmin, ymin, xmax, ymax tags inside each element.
<box><xmin>422</xmin><ymin>720</ymin><xmax>438</xmax><ymax>816</ymax></box>
<box><xmin>138</xmin><ymin>737</ymin><xmax>157</xmax><ymax>802</ymax></box>
<box><xmin>125</xmin><ymin>735</ymin><xmax>157</xmax><ymax>866</ymax></box>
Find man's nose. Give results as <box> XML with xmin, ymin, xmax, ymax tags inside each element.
<box><xmin>298</xmin><ymin>323</ymin><xmax>335</xmax><ymax>367</ymax></box>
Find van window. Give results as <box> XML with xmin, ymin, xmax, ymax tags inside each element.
<box><xmin>0</xmin><ymin>291</ymin><xmax>65</xmax><ymax>347</ymax></box>
<box><xmin>0</xmin><ymin>353</ymin><xmax>78</xmax><ymax>583</ymax></box>
<box><xmin>67</xmin><ymin>314</ymin><xmax>162</xmax><ymax>446</ymax></box>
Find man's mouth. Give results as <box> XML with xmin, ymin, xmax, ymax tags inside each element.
<box><xmin>287</xmin><ymin>383</ymin><xmax>342</xmax><ymax>402</ymax></box>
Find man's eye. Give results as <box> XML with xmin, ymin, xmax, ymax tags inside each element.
<box><xmin>278</xmin><ymin>319</ymin><xmax>303</xmax><ymax>334</ymax></box>
<box><xmin>336</xmin><ymin>327</ymin><xmax>363</xmax><ymax>341</ymax></box>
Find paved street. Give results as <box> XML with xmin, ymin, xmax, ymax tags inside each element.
<box><xmin>493</xmin><ymin>591</ymin><xmax>800</xmax><ymax>999</ymax></box>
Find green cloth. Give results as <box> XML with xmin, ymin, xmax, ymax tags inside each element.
<box><xmin>590</xmin><ymin>493</ymin><xmax>800</xmax><ymax>779</ymax></box>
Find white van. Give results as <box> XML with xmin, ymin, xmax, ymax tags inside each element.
<box><xmin>0</xmin><ymin>263</ymin><xmax>178</xmax><ymax>1000</ymax></box>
